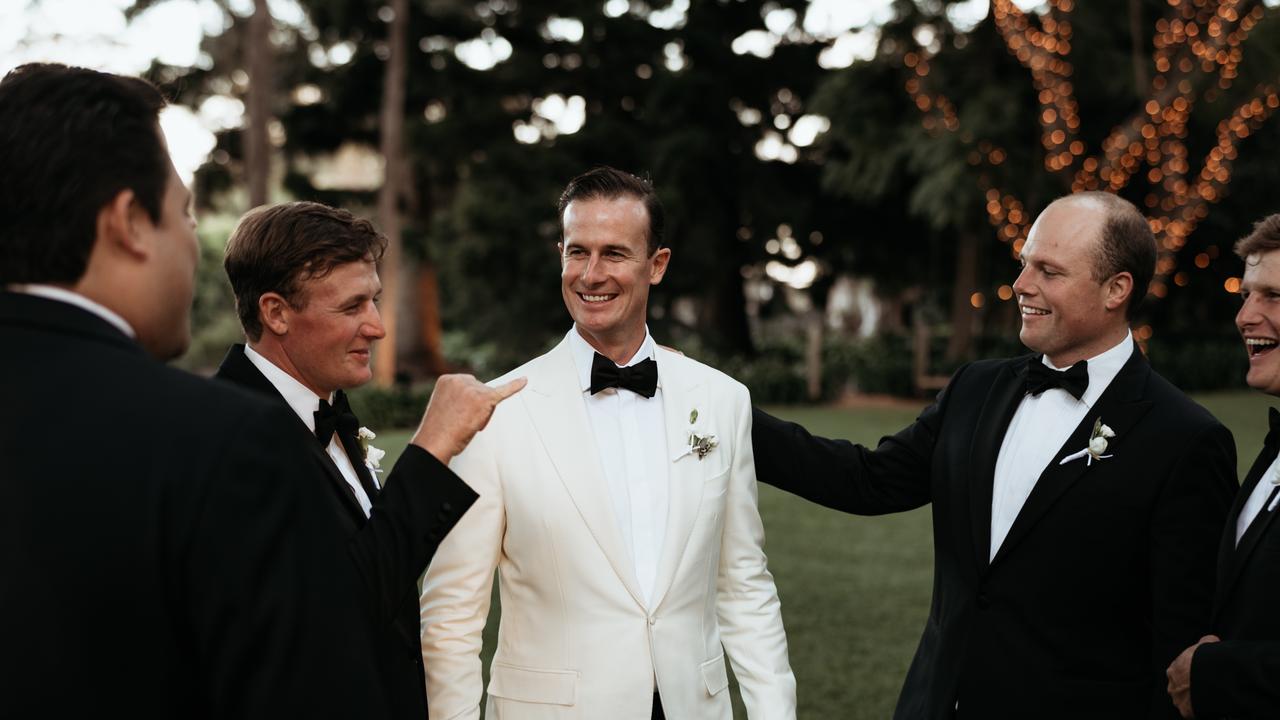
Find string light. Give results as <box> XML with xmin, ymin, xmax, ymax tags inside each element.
<box><xmin>900</xmin><ymin>0</ymin><xmax>1277</xmax><ymax>296</ymax></box>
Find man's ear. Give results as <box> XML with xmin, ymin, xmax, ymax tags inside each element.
<box><xmin>1104</xmin><ymin>271</ymin><xmax>1134</xmax><ymax>312</ymax></box>
<box><xmin>649</xmin><ymin>247</ymin><xmax>671</xmax><ymax>285</ymax></box>
<box><xmin>258</xmin><ymin>292</ymin><xmax>291</xmax><ymax>336</ymax></box>
<box><xmin>95</xmin><ymin>189</ymin><xmax>149</xmax><ymax>261</ymax></box>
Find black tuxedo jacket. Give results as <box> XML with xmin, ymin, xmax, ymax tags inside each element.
<box><xmin>1191</xmin><ymin>409</ymin><xmax>1280</xmax><ymax>719</ymax></box>
<box><xmin>0</xmin><ymin>292</ymin><xmax>395</xmax><ymax>717</ymax></box>
<box><xmin>753</xmin><ymin>345</ymin><xmax>1237</xmax><ymax>720</ymax></box>
<box><xmin>215</xmin><ymin>343</ymin><xmax>477</xmax><ymax>720</ymax></box>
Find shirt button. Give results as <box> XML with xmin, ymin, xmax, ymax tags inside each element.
<box><xmin>648</xmin><ymin>617</ymin><xmax>656</xmax><ymax>626</ymax></box>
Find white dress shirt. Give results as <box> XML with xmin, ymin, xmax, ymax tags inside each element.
<box><xmin>568</xmin><ymin>326</ymin><xmax>669</xmax><ymax>608</ymax></box>
<box><xmin>989</xmin><ymin>332</ymin><xmax>1134</xmax><ymax>560</ymax></box>
<box><xmin>244</xmin><ymin>345</ymin><xmax>374</xmax><ymax>517</ymax></box>
<box><xmin>7</xmin><ymin>283</ymin><xmax>135</xmax><ymax>338</ymax></box>
<box><xmin>1236</xmin><ymin>451</ymin><xmax>1280</xmax><ymax>545</ymax></box>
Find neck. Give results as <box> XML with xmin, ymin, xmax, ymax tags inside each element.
<box><xmin>576</xmin><ymin>326</ymin><xmax>646</xmax><ymax>365</ymax></box>
<box><xmin>247</xmin><ymin>339</ymin><xmax>332</xmax><ymax>399</ymax></box>
<box><xmin>1043</xmin><ymin>325</ymin><xmax>1130</xmax><ymax>368</ymax></box>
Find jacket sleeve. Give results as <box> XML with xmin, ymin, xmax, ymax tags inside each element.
<box><xmin>419</xmin><ymin>426</ymin><xmax>504</xmax><ymax>720</ymax></box>
<box><xmin>750</xmin><ymin>365</ymin><xmax>966</xmax><ymax>515</ymax></box>
<box><xmin>1191</xmin><ymin>639</ymin><xmax>1280</xmax><ymax>718</ymax></box>
<box><xmin>716</xmin><ymin>387</ymin><xmax>798</xmax><ymax>719</ymax></box>
<box><xmin>1146</xmin><ymin>422</ymin><xmax>1236</xmax><ymax>719</ymax></box>
<box><xmin>346</xmin><ymin>445</ymin><xmax>479</xmax><ymax>624</ymax></box>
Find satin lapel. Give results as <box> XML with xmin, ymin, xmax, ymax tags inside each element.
<box><xmin>215</xmin><ymin>345</ymin><xmax>366</xmax><ymax>522</ymax></box>
<box><xmin>967</xmin><ymin>361</ymin><xmax>1028</xmax><ymax>571</ymax></box>
<box><xmin>521</xmin><ymin>340</ymin><xmax>646</xmax><ymax>608</ymax></box>
<box><xmin>990</xmin><ymin>346</ymin><xmax>1153</xmax><ymax>568</ymax></box>
<box><xmin>1216</xmin><ymin>441</ymin><xmax>1280</xmax><ymax>618</ymax></box>
<box><xmin>648</xmin><ymin>353</ymin><xmax>708</xmax><ymax>611</ymax></box>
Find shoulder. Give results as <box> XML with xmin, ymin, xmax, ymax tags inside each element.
<box><xmin>657</xmin><ymin>347</ymin><xmax>748</xmax><ymax>401</ymax></box>
<box><xmin>1140</xmin><ymin>365</ymin><xmax>1224</xmax><ymax>432</ymax></box>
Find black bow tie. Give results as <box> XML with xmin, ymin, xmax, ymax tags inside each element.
<box><xmin>314</xmin><ymin>390</ymin><xmax>359</xmax><ymax>446</ymax></box>
<box><xmin>1025</xmin><ymin>357</ymin><xmax>1089</xmax><ymax>400</ymax></box>
<box><xmin>589</xmin><ymin>352</ymin><xmax>658</xmax><ymax>398</ymax></box>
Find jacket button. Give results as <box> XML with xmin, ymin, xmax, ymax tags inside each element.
<box><xmin>442</xmin><ymin>502</ymin><xmax>454</xmax><ymax>513</ymax></box>
<box><xmin>648</xmin><ymin>617</ymin><xmax>655</xmax><ymax>626</ymax></box>
<box><xmin>977</xmin><ymin>593</ymin><xmax>990</xmax><ymax>609</ymax></box>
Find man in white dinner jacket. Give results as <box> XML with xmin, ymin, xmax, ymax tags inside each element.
<box><xmin>420</xmin><ymin>166</ymin><xmax>796</xmax><ymax>720</ymax></box>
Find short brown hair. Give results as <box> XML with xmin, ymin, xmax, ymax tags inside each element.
<box><xmin>224</xmin><ymin>201</ymin><xmax>387</xmax><ymax>341</ymax></box>
<box><xmin>1234</xmin><ymin>214</ymin><xmax>1280</xmax><ymax>260</ymax></box>
<box><xmin>1066</xmin><ymin>192</ymin><xmax>1156</xmax><ymax>321</ymax></box>
<box><xmin>557</xmin><ymin>166</ymin><xmax>665</xmax><ymax>254</ymax></box>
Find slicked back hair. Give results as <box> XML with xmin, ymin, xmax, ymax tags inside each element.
<box><xmin>0</xmin><ymin>63</ymin><xmax>168</xmax><ymax>285</ymax></box>
<box><xmin>557</xmin><ymin>166</ymin><xmax>665</xmax><ymax>255</ymax></box>
<box><xmin>224</xmin><ymin>201</ymin><xmax>388</xmax><ymax>342</ymax></box>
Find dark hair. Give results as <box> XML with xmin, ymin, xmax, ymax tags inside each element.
<box><xmin>224</xmin><ymin>201</ymin><xmax>388</xmax><ymax>342</ymax></box>
<box><xmin>0</xmin><ymin>63</ymin><xmax>168</xmax><ymax>284</ymax></box>
<box><xmin>557</xmin><ymin>166</ymin><xmax>665</xmax><ymax>254</ymax></box>
<box><xmin>1234</xmin><ymin>214</ymin><xmax>1280</xmax><ymax>260</ymax></box>
<box><xmin>1072</xmin><ymin>192</ymin><xmax>1156</xmax><ymax>321</ymax></box>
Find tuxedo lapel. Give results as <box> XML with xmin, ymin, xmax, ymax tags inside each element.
<box><xmin>1215</xmin><ymin>424</ymin><xmax>1280</xmax><ymax>618</ymax></box>
<box><xmin>967</xmin><ymin>360</ymin><xmax>1028</xmax><ymax>571</ymax></box>
<box><xmin>648</xmin><ymin>351</ymin><xmax>710</xmax><ymax>611</ymax></box>
<box><xmin>521</xmin><ymin>340</ymin><xmax>646</xmax><ymax>608</ymax></box>
<box><xmin>990</xmin><ymin>346</ymin><xmax>1153</xmax><ymax>567</ymax></box>
<box><xmin>214</xmin><ymin>345</ymin><xmax>367</xmax><ymax>522</ymax></box>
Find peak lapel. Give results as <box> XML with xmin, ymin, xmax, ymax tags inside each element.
<box><xmin>990</xmin><ymin>347</ymin><xmax>1153</xmax><ymax>568</ymax></box>
<box><xmin>967</xmin><ymin>361</ymin><xmax>1028</xmax><ymax>571</ymax></box>
<box><xmin>648</xmin><ymin>353</ymin><xmax>708</xmax><ymax>611</ymax></box>
<box><xmin>1215</xmin><ymin>438</ymin><xmax>1280</xmax><ymax>618</ymax></box>
<box><xmin>521</xmin><ymin>340</ymin><xmax>646</xmax><ymax>608</ymax></box>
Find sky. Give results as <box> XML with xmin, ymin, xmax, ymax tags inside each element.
<box><xmin>0</xmin><ymin>0</ymin><xmax>1040</xmax><ymax>183</ymax></box>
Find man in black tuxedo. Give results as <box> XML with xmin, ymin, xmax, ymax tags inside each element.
<box><xmin>212</xmin><ymin>200</ymin><xmax>524</xmax><ymax>719</ymax></box>
<box><xmin>0</xmin><ymin>64</ymin><xmax>509</xmax><ymax>718</ymax></box>
<box><xmin>1166</xmin><ymin>213</ymin><xmax>1280</xmax><ymax>719</ymax></box>
<box><xmin>752</xmin><ymin>192</ymin><xmax>1237</xmax><ymax>719</ymax></box>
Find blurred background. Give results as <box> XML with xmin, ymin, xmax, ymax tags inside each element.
<box><xmin>7</xmin><ymin>0</ymin><xmax>1279</xmax><ymax>405</ymax></box>
<box><xmin>6</xmin><ymin>1</ymin><xmax>1280</xmax><ymax>716</ymax></box>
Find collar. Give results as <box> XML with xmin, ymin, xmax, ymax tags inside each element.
<box><xmin>244</xmin><ymin>344</ymin><xmax>333</xmax><ymax>432</ymax></box>
<box><xmin>7</xmin><ymin>283</ymin><xmax>136</xmax><ymax>339</ymax></box>
<box><xmin>1040</xmin><ymin>330</ymin><xmax>1133</xmax><ymax>408</ymax></box>
<box><xmin>567</xmin><ymin>325</ymin><xmax>660</xmax><ymax>394</ymax></box>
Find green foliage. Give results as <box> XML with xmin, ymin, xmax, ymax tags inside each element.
<box><xmin>1147</xmin><ymin>333</ymin><xmax>1250</xmax><ymax>393</ymax></box>
<box><xmin>175</xmin><ymin>214</ymin><xmax>243</xmax><ymax>373</ymax></box>
<box><xmin>346</xmin><ymin>380</ymin><xmax>435</xmax><ymax>431</ymax></box>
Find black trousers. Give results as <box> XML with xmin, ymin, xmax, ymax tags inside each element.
<box><xmin>652</xmin><ymin>691</ymin><xmax>665</xmax><ymax>720</ymax></box>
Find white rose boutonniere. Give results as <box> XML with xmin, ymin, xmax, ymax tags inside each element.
<box><xmin>686</xmin><ymin>408</ymin><xmax>718</xmax><ymax>460</ymax></box>
<box><xmin>1059</xmin><ymin>418</ymin><xmax>1115</xmax><ymax>467</ymax></box>
<box><xmin>357</xmin><ymin>427</ymin><xmax>386</xmax><ymax>475</ymax></box>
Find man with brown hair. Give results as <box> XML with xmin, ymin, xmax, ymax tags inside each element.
<box><xmin>752</xmin><ymin>192</ymin><xmax>1237</xmax><ymax>719</ymax></box>
<box><xmin>216</xmin><ymin>200</ymin><xmax>525</xmax><ymax>719</ymax></box>
<box><xmin>1166</xmin><ymin>213</ymin><xmax>1280</xmax><ymax>719</ymax></box>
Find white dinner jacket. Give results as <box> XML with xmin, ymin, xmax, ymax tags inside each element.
<box><xmin>420</xmin><ymin>337</ymin><xmax>796</xmax><ymax>720</ymax></box>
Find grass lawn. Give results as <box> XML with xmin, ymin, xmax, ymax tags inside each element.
<box><xmin>379</xmin><ymin>389</ymin><xmax>1275</xmax><ymax>719</ymax></box>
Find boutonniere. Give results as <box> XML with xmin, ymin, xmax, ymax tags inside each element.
<box><xmin>687</xmin><ymin>408</ymin><xmax>718</xmax><ymax>460</ymax></box>
<box><xmin>1059</xmin><ymin>418</ymin><xmax>1115</xmax><ymax>467</ymax></box>
<box><xmin>357</xmin><ymin>426</ymin><xmax>386</xmax><ymax>475</ymax></box>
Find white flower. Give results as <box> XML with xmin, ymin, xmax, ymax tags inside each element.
<box><xmin>365</xmin><ymin>445</ymin><xmax>386</xmax><ymax>472</ymax></box>
<box><xmin>1059</xmin><ymin>417</ymin><xmax>1116</xmax><ymax>467</ymax></box>
<box><xmin>1088</xmin><ymin>436</ymin><xmax>1109</xmax><ymax>456</ymax></box>
<box><xmin>689</xmin><ymin>431</ymin><xmax>718</xmax><ymax>460</ymax></box>
<box><xmin>358</xmin><ymin>427</ymin><xmax>377</xmax><ymax>441</ymax></box>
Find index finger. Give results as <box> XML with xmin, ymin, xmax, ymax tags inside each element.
<box><xmin>491</xmin><ymin>376</ymin><xmax>528</xmax><ymax>401</ymax></box>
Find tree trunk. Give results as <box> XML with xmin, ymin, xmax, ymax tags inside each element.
<box><xmin>373</xmin><ymin>0</ymin><xmax>408</xmax><ymax>387</ymax></box>
<box><xmin>944</xmin><ymin>230</ymin><xmax>979</xmax><ymax>362</ymax></box>
<box><xmin>245</xmin><ymin>0</ymin><xmax>272</xmax><ymax>208</ymax></box>
<box><xmin>417</xmin><ymin>264</ymin><xmax>449</xmax><ymax>375</ymax></box>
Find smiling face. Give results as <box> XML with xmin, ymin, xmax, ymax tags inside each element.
<box><xmin>1012</xmin><ymin>198</ymin><xmax>1132</xmax><ymax>367</ymax></box>
<box><xmin>1237</xmin><ymin>250</ymin><xmax>1280</xmax><ymax>396</ymax></box>
<box><xmin>276</xmin><ymin>259</ymin><xmax>385</xmax><ymax>396</ymax></box>
<box><xmin>559</xmin><ymin>196</ymin><xmax>670</xmax><ymax>362</ymax></box>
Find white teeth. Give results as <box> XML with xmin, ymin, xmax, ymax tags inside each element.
<box><xmin>1246</xmin><ymin>338</ymin><xmax>1277</xmax><ymax>347</ymax></box>
<box><xmin>581</xmin><ymin>294</ymin><xmax>612</xmax><ymax>303</ymax></box>
<box><xmin>1021</xmin><ymin>306</ymin><xmax>1050</xmax><ymax>316</ymax></box>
